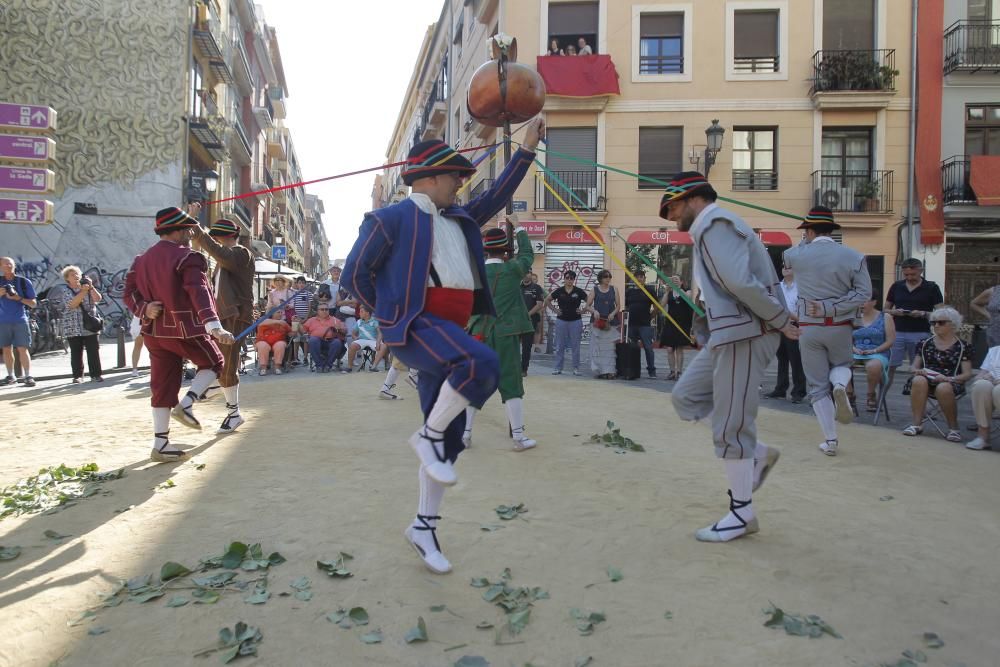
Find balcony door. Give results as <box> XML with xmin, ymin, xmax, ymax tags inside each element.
<box><xmin>824</xmin><ymin>0</ymin><xmax>875</xmax><ymax>50</ymax></box>
<box><xmin>548</xmin><ymin>1</ymin><xmax>599</xmax><ymax>55</ymax></box>
<box><xmin>965</xmin><ymin>105</ymin><xmax>1000</xmax><ymax>156</ymax></box>
<box><xmin>819</xmin><ymin>129</ymin><xmax>873</xmax><ymax>210</ymax></box>
<box><xmin>543</xmin><ymin>127</ymin><xmax>597</xmax><ymax>210</ymax></box>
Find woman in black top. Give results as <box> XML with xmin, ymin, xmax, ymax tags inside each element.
<box><xmin>543</xmin><ymin>270</ymin><xmax>589</xmax><ymax>375</ymax></box>
<box><xmin>659</xmin><ymin>275</ymin><xmax>694</xmax><ymax>380</ymax></box>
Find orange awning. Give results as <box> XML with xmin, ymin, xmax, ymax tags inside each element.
<box><xmin>757</xmin><ymin>231</ymin><xmax>793</xmax><ymax>246</ymax></box>
<box><xmin>548</xmin><ymin>228</ymin><xmax>604</xmax><ymax>244</ymax></box>
<box><xmin>970</xmin><ymin>155</ymin><xmax>1000</xmax><ymax>206</ymax></box>
<box><xmin>626</xmin><ymin>230</ymin><xmax>692</xmax><ymax>245</ymax></box>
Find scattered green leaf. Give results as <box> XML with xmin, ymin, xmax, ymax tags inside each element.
<box><xmin>221</xmin><ymin>542</ymin><xmax>248</xmax><ymax>570</ymax></box>
<box><xmin>762</xmin><ymin>603</ymin><xmax>841</xmax><ymax>639</ymax></box>
<box><xmin>587</xmin><ymin>421</ymin><xmax>645</xmax><ymax>452</ymax></box>
<box><xmin>268</xmin><ymin>552</ymin><xmax>286</xmax><ymax>566</ymax></box>
<box><xmin>475</xmin><ymin>621</ymin><xmax>494</xmax><ymax>630</ymax></box>
<box><xmin>130</xmin><ymin>590</ymin><xmax>165</xmax><ymax>604</ymax></box>
<box><xmin>67</xmin><ymin>610</ymin><xmax>96</xmax><ymax>627</ymax></box>
<box><xmin>0</xmin><ymin>464</ymin><xmax>124</xmax><ymax>520</ymax></box>
<box><xmin>166</xmin><ymin>596</ymin><xmax>189</xmax><ymax>608</ymax></box>
<box><xmin>923</xmin><ymin>632</ymin><xmax>945</xmax><ymax>649</ymax></box>
<box><xmin>156</xmin><ymin>478</ymin><xmax>176</xmax><ymax>490</ymax></box>
<box><xmin>495</xmin><ymin>503</ymin><xmax>528</xmax><ymax>520</ymax></box>
<box><xmin>87</xmin><ymin>626</ymin><xmax>110</xmax><ymax>636</ymax></box>
<box><xmin>244</xmin><ymin>588</ymin><xmax>270</xmax><ymax>605</ymax></box>
<box><xmin>571</xmin><ymin>608</ymin><xmax>607</xmax><ymax>636</ymax></box>
<box><xmin>200</xmin><ymin>622</ymin><xmax>263</xmax><ymax>664</ymax></box>
<box><xmin>192</xmin><ymin>571</ymin><xmax>237</xmax><ymax>588</ymax></box>
<box><xmin>880</xmin><ymin>495</ymin><xmax>894</xmax><ymax>501</ymax></box>
<box><xmin>480</xmin><ymin>524</ymin><xmax>504</xmax><ymax>532</ymax></box>
<box><xmin>0</xmin><ymin>545</ymin><xmax>21</xmax><ymax>561</ymax></box>
<box><xmin>290</xmin><ymin>576</ymin><xmax>310</xmax><ymax>591</ymax></box>
<box><xmin>349</xmin><ymin>607</ymin><xmax>369</xmax><ymax>626</ymax></box>
<box><xmin>453</xmin><ymin>657</ymin><xmax>490</xmax><ymax>667</ymax></box>
<box><xmin>326</xmin><ymin>610</ymin><xmax>347</xmax><ymax>625</ymax></box>
<box><xmin>192</xmin><ymin>589</ymin><xmax>220</xmax><ymax>604</ymax></box>
<box><xmin>470</xmin><ymin>577</ymin><xmax>490</xmax><ymax>588</ymax></box>
<box><xmin>607</xmin><ymin>566</ymin><xmax>623</xmax><ymax>582</ymax></box>
<box><xmin>575</xmin><ymin>658</ymin><xmax>593</xmax><ymax>667</ymax></box>
<box><xmin>294</xmin><ymin>590</ymin><xmax>312</xmax><ymax>602</ymax></box>
<box><xmin>404</xmin><ymin>616</ymin><xmax>428</xmax><ymax>644</ymax></box>
<box><xmin>359</xmin><ymin>630</ymin><xmax>382</xmax><ymax>644</ymax></box>
<box><xmin>316</xmin><ymin>552</ymin><xmax>353</xmax><ymax>578</ymax></box>
<box><xmin>160</xmin><ymin>561</ymin><xmax>192</xmax><ymax>582</ymax></box>
<box><xmin>507</xmin><ymin>608</ymin><xmax>531</xmax><ymax>635</ymax></box>
<box><xmin>430</xmin><ymin>604</ymin><xmax>447</xmax><ymax>612</ymax></box>
<box><xmin>195</xmin><ymin>463</ymin><xmax>207</xmax><ymax>470</ymax></box>
<box><xmin>664</xmin><ymin>611</ymin><xmax>673</xmax><ymax>620</ymax></box>
<box><xmin>43</xmin><ymin>529</ymin><xmax>71</xmax><ymax>541</ymax></box>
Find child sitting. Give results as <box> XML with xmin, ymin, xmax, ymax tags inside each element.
<box><xmin>346</xmin><ymin>304</ymin><xmax>387</xmax><ymax>372</ymax></box>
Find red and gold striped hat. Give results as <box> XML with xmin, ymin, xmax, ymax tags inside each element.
<box><xmin>209</xmin><ymin>218</ymin><xmax>240</xmax><ymax>237</ymax></box>
<box><xmin>797</xmin><ymin>205</ymin><xmax>840</xmax><ymax>230</ymax></box>
<box><xmin>154</xmin><ymin>207</ymin><xmax>199</xmax><ymax>235</ymax></box>
<box><xmin>401</xmin><ymin>139</ymin><xmax>476</xmax><ymax>185</ymax></box>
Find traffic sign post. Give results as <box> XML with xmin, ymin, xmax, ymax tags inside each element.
<box><xmin>0</xmin><ymin>134</ymin><xmax>55</xmax><ymax>162</ymax></box>
<box><xmin>271</xmin><ymin>245</ymin><xmax>287</xmax><ymax>262</ymax></box>
<box><xmin>0</xmin><ymin>103</ymin><xmax>57</xmax><ymax>133</ymax></box>
<box><xmin>0</xmin><ymin>198</ymin><xmax>54</xmax><ymax>224</ymax></box>
<box><xmin>532</xmin><ymin>239</ymin><xmax>546</xmax><ymax>254</ymax></box>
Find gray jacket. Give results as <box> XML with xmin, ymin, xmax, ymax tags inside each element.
<box><xmin>690</xmin><ymin>203</ymin><xmax>790</xmax><ymax>348</ymax></box>
<box><xmin>783</xmin><ymin>238</ymin><xmax>871</xmax><ymax>325</ymax></box>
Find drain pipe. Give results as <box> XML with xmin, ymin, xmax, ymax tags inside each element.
<box><xmin>904</xmin><ymin>0</ymin><xmax>919</xmax><ymax>266</ymax></box>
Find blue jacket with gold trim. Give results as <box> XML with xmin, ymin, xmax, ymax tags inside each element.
<box><xmin>342</xmin><ymin>147</ymin><xmax>535</xmax><ymax>345</ymax></box>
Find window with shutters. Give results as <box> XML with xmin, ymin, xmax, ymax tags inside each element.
<box><xmin>725</xmin><ymin>1</ymin><xmax>788</xmax><ymax>81</ymax></box>
<box><xmin>638</xmin><ymin>127</ymin><xmax>683</xmax><ymax>190</ymax></box>
<box><xmin>631</xmin><ymin>4</ymin><xmax>693</xmax><ymax>83</ymax></box>
<box><xmin>731</xmin><ymin>128</ymin><xmax>778</xmax><ymax>191</ymax></box>
<box><xmin>547</xmin><ymin>1</ymin><xmax>599</xmax><ymax>56</ymax></box>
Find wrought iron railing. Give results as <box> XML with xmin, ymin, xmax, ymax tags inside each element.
<box><xmin>534</xmin><ymin>170</ymin><xmax>607</xmax><ymax>211</ymax></box>
<box><xmin>638</xmin><ymin>54</ymin><xmax>683</xmax><ymax>74</ymax></box>
<box><xmin>811</xmin><ymin>49</ymin><xmax>897</xmax><ymax>92</ymax></box>
<box><xmin>233</xmin><ymin>200</ymin><xmax>253</xmax><ymax>227</ymax></box>
<box><xmin>263</xmin><ymin>166</ymin><xmax>273</xmax><ymax>190</ymax></box>
<box><xmin>469</xmin><ymin>178</ymin><xmax>494</xmax><ymax>199</ymax></box>
<box><xmin>232</xmin><ymin>115</ymin><xmax>252</xmax><ymax>159</ymax></box>
<box><xmin>941</xmin><ymin>156</ymin><xmax>977</xmax><ymax>205</ymax></box>
<box><xmin>944</xmin><ymin>21</ymin><xmax>1000</xmax><ymax>74</ymax></box>
<box><xmin>421</xmin><ymin>78</ymin><xmax>447</xmax><ymax>132</ymax></box>
<box><xmin>732</xmin><ymin>169</ymin><xmax>778</xmax><ymax>191</ymax></box>
<box><xmin>811</xmin><ymin>170</ymin><xmax>893</xmax><ymax>213</ymax></box>
<box><xmin>733</xmin><ymin>55</ymin><xmax>779</xmax><ymax>73</ymax></box>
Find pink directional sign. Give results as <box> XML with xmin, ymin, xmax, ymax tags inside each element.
<box><xmin>0</xmin><ymin>103</ymin><xmax>57</xmax><ymax>132</ymax></box>
<box><xmin>0</xmin><ymin>198</ymin><xmax>54</xmax><ymax>224</ymax></box>
<box><xmin>0</xmin><ymin>134</ymin><xmax>55</xmax><ymax>162</ymax></box>
<box><xmin>0</xmin><ymin>166</ymin><xmax>55</xmax><ymax>194</ymax></box>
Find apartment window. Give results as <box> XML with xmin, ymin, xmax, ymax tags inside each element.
<box><xmin>191</xmin><ymin>60</ymin><xmax>204</xmax><ymax>118</ymax></box>
<box><xmin>966</xmin><ymin>104</ymin><xmax>1000</xmax><ymax>155</ymax></box>
<box><xmin>639</xmin><ymin>14</ymin><xmax>683</xmax><ymax>73</ymax></box>
<box><xmin>725</xmin><ymin>2</ymin><xmax>787</xmax><ymax>80</ymax></box>
<box><xmin>541</xmin><ymin>127</ymin><xmax>599</xmax><ymax>210</ymax></box>
<box><xmin>548</xmin><ymin>1</ymin><xmax>598</xmax><ymax>55</ymax></box>
<box><xmin>823</xmin><ymin>0</ymin><xmax>874</xmax><ymax>50</ymax></box>
<box><xmin>822</xmin><ymin>129</ymin><xmax>872</xmax><ymax>174</ymax></box>
<box><xmin>968</xmin><ymin>0</ymin><xmax>998</xmax><ymax>21</ymax></box>
<box><xmin>733</xmin><ymin>10</ymin><xmax>778</xmax><ymax>72</ymax></box>
<box><xmin>638</xmin><ymin>127</ymin><xmax>683</xmax><ymax>189</ymax></box>
<box><xmin>732</xmin><ymin>128</ymin><xmax>777</xmax><ymax>190</ymax></box>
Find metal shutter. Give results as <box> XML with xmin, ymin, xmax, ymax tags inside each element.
<box><xmin>545</xmin><ymin>128</ymin><xmax>598</xmax><ymax>209</ymax></box>
<box><xmin>544</xmin><ymin>244</ymin><xmax>605</xmax><ymax>293</ymax></box>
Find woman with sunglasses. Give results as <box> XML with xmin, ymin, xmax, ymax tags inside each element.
<box><xmin>902</xmin><ymin>307</ymin><xmax>972</xmax><ymax>442</ymax></box>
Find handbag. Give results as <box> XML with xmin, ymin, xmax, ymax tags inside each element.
<box><xmin>81</xmin><ymin>293</ymin><xmax>103</xmax><ymax>333</ymax></box>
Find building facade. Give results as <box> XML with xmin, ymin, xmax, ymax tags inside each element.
<box><xmin>382</xmin><ymin>0</ymin><xmax>915</xmax><ymax>305</ymax></box>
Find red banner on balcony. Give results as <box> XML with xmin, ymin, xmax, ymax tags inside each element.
<box><xmin>970</xmin><ymin>155</ymin><xmax>1000</xmax><ymax>206</ymax></box>
<box><xmin>536</xmin><ymin>55</ymin><xmax>620</xmax><ymax>97</ymax></box>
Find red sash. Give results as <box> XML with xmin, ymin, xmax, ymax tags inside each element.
<box><xmin>424</xmin><ymin>287</ymin><xmax>474</xmax><ymax>328</ymax></box>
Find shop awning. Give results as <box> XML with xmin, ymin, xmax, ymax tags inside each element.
<box><xmin>548</xmin><ymin>228</ymin><xmax>604</xmax><ymax>244</ymax></box>
<box><xmin>970</xmin><ymin>155</ymin><xmax>1000</xmax><ymax>206</ymax></box>
<box><xmin>758</xmin><ymin>231</ymin><xmax>793</xmax><ymax>246</ymax></box>
<box><xmin>625</xmin><ymin>230</ymin><xmax>792</xmax><ymax>246</ymax></box>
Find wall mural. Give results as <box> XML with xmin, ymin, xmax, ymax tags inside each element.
<box><xmin>0</xmin><ymin>0</ymin><xmax>187</xmax><ymax>190</ymax></box>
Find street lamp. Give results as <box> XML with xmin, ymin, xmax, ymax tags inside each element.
<box><xmin>688</xmin><ymin>120</ymin><xmax>726</xmax><ymax>180</ymax></box>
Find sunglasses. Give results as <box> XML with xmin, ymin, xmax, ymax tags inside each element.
<box><xmin>930</xmin><ymin>320</ymin><xmax>950</xmax><ymax>326</ymax></box>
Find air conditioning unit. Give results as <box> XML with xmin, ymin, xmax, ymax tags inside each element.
<box><xmin>570</xmin><ymin>187</ymin><xmax>598</xmax><ymax>209</ymax></box>
<box><xmin>817</xmin><ymin>188</ymin><xmax>850</xmax><ymax>211</ymax></box>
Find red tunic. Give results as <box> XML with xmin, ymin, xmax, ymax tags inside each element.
<box><xmin>124</xmin><ymin>239</ymin><xmax>220</xmax><ymax>338</ymax></box>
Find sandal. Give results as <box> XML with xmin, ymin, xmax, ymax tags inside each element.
<box><xmin>866</xmin><ymin>395</ymin><xmax>877</xmax><ymax>412</ymax></box>
<box><xmin>946</xmin><ymin>429</ymin><xmax>963</xmax><ymax>443</ymax></box>
<box><xmin>902</xmin><ymin>425</ymin><xmax>923</xmax><ymax>437</ymax></box>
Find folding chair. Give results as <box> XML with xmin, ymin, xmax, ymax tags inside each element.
<box><xmin>358</xmin><ymin>345</ymin><xmax>377</xmax><ymax>371</ymax></box>
<box><xmin>848</xmin><ymin>358</ymin><xmax>891</xmax><ymax>423</ymax></box>
<box><xmin>902</xmin><ymin>376</ymin><xmax>967</xmax><ymax>439</ymax></box>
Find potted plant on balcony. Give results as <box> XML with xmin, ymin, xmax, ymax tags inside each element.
<box><xmin>854</xmin><ymin>180</ymin><xmax>881</xmax><ymax>212</ymax></box>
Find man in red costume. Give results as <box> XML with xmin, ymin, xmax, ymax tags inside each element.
<box><xmin>124</xmin><ymin>206</ymin><xmax>235</xmax><ymax>462</ymax></box>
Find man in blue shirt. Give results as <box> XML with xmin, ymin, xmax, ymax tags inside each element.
<box><xmin>0</xmin><ymin>257</ymin><xmax>38</xmax><ymax>387</ymax></box>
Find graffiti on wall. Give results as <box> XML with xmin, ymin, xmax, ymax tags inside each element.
<box><xmin>546</xmin><ymin>261</ymin><xmax>598</xmax><ymax>294</ymax></box>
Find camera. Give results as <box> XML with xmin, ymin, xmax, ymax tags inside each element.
<box><xmin>80</xmin><ymin>277</ymin><xmax>91</xmax><ymax>286</ymax></box>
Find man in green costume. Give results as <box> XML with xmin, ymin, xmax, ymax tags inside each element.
<box><xmin>463</xmin><ymin>221</ymin><xmax>537</xmax><ymax>451</ymax></box>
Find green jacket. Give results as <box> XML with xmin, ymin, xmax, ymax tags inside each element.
<box><xmin>469</xmin><ymin>229</ymin><xmax>534</xmax><ymax>338</ymax></box>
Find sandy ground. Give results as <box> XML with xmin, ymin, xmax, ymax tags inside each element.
<box><xmin>0</xmin><ymin>370</ymin><xmax>998</xmax><ymax>667</ymax></box>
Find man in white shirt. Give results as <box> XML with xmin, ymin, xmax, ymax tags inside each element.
<box><xmin>765</xmin><ymin>267</ymin><xmax>807</xmax><ymax>403</ymax></box>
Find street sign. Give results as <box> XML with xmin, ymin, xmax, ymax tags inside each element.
<box><xmin>512</xmin><ymin>200</ymin><xmax>527</xmax><ymax>212</ymax></box>
<box><xmin>0</xmin><ymin>103</ymin><xmax>57</xmax><ymax>133</ymax></box>
<box><xmin>0</xmin><ymin>134</ymin><xmax>55</xmax><ymax>162</ymax></box>
<box><xmin>532</xmin><ymin>240</ymin><xmax>546</xmax><ymax>254</ymax></box>
<box><xmin>496</xmin><ymin>220</ymin><xmax>546</xmax><ymax>236</ymax></box>
<box><xmin>0</xmin><ymin>198</ymin><xmax>54</xmax><ymax>224</ymax></box>
<box><xmin>271</xmin><ymin>245</ymin><xmax>287</xmax><ymax>262</ymax></box>
<box><xmin>0</xmin><ymin>166</ymin><xmax>55</xmax><ymax>194</ymax></box>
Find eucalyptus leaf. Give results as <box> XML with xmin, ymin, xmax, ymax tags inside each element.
<box><xmin>470</xmin><ymin>577</ymin><xmax>490</xmax><ymax>588</ymax></box>
<box><xmin>607</xmin><ymin>566</ymin><xmax>623</xmax><ymax>582</ymax></box>
<box><xmin>160</xmin><ymin>561</ymin><xmax>192</xmax><ymax>582</ymax></box>
<box><xmin>483</xmin><ymin>584</ymin><xmax>505</xmax><ymax>602</ymax></box>
<box><xmin>267</xmin><ymin>552</ymin><xmax>286</xmax><ymax>565</ymax></box>
<box><xmin>507</xmin><ymin>608</ymin><xmax>531</xmax><ymax>634</ymax></box>
<box><xmin>349</xmin><ymin>607</ymin><xmax>369</xmax><ymax>626</ymax></box>
<box><xmin>290</xmin><ymin>576</ymin><xmax>310</xmax><ymax>591</ymax></box>
<box><xmin>480</xmin><ymin>524</ymin><xmax>504</xmax><ymax>532</ymax></box>
<box><xmin>664</xmin><ymin>611</ymin><xmax>673</xmax><ymax>620</ymax></box>
<box><xmin>67</xmin><ymin>610</ymin><xmax>96</xmax><ymax>627</ymax></box>
<box><xmin>294</xmin><ymin>590</ymin><xmax>312</xmax><ymax>602</ymax></box>
<box><xmin>126</xmin><ymin>573</ymin><xmax>153</xmax><ymax>591</ymax></box>
<box><xmin>192</xmin><ymin>589</ymin><xmax>220</xmax><ymax>604</ymax></box>
<box><xmin>0</xmin><ymin>545</ymin><xmax>21</xmax><ymax>561</ymax></box>
<box><xmin>219</xmin><ymin>645</ymin><xmax>240</xmax><ymax>664</ymax></box>
<box><xmin>166</xmin><ymin>596</ymin><xmax>189</xmax><ymax>607</ymax></box>
<box><xmin>326</xmin><ymin>610</ymin><xmax>347</xmax><ymax>625</ymax></box>
<box><xmin>221</xmin><ymin>542</ymin><xmax>248</xmax><ymax>570</ymax></box>
<box><xmin>192</xmin><ymin>571</ymin><xmax>237</xmax><ymax>588</ymax></box>
<box><xmin>404</xmin><ymin>616</ymin><xmax>428</xmax><ymax>644</ymax></box>
<box><xmin>130</xmin><ymin>590</ymin><xmax>165</xmax><ymax>604</ymax></box>
<box><xmin>244</xmin><ymin>588</ymin><xmax>270</xmax><ymax>605</ymax></box>
<box><xmin>359</xmin><ymin>630</ymin><xmax>382</xmax><ymax>644</ymax></box>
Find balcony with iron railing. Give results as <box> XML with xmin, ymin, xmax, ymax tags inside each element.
<box><xmin>267</xmin><ymin>87</ymin><xmax>286</xmax><ymax>118</ymax></box>
<box><xmin>233</xmin><ymin>200</ymin><xmax>253</xmax><ymax>228</ymax></box>
<box><xmin>421</xmin><ymin>78</ymin><xmax>448</xmax><ymax>137</ymax></box>
<box><xmin>469</xmin><ymin>178</ymin><xmax>494</xmax><ymax>200</ymax></box>
<box><xmin>941</xmin><ymin>156</ymin><xmax>977</xmax><ymax>205</ymax></box>
<box><xmin>811</xmin><ymin>49</ymin><xmax>898</xmax><ymax>108</ymax></box>
<box><xmin>811</xmin><ymin>170</ymin><xmax>893</xmax><ymax>214</ymax></box>
<box><xmin>229</xmin><ymin>113</ymin><xmax>252</xmax><ymax>163</ymax></box>
<box><xmin>263</xmin><ymin>165</ymin><xmax>273</xmax><ymax>190</ymax></box>
<box><xmin>535</xmin><ymin>170</ymin><xmax>607</xmax><ymax>211</ymax></box>
<box><xmin>733</xmin><ymin>55</ymin><xmax>779</xmax><ymax>73</ymax></box>
<box><xmin>944</xmin><ymin>21</ymin><xmax>1000</xmax><ymax>74</ymax></box>
<box><xmin>732</xmin><ymin>169</ymin><xmax>778</xmax><ymax>191</ymax></box>
<box><xmin>232</xmin><ymin>36</ymin><xmax>255</xmax><ymax>94</ymax></box>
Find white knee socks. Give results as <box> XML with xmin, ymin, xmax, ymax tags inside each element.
<box><xmin>705</xmin><ymin>459</ymin><xmax>755</xmax><ymax>536</ymax></box>
<box><xmin>384</xmin><ymin>366</ymin><xmax>400</xmax><ymax>390</ymax></box>
<box><xmin>416</xmin><ymin>465</ymin><xmax>445</xmax><ymax>520</ymax></box>
<box><xmin>426</xmin><ymin>381</ymin><xmax>470</xmax><ymax>433</ymax></box>
<box><xmin>813</xmin><ymin>396</ymin><xmax>838</xmax><ymax>441</ymax></box>
<box><xmin>222</xmin><ymin>385</ymin><xmax>239</xmax><ymax>413</ymax></box>
<box><xmin>153</xmin><ymin>407</ymin><xmax>170</xmax><ymax>449</ymax></box>
<box><xmin>182</xmin><ymin>370</ymin><xmax>218</xmax><ymax>408</ymax></box>
<box><xmin>463</xmin><ymin>407</ymin><xmax>477</xmax><ymax>438</ymax></box>
<box><xmin>504</xmin><ymin>398</ymin><xmax>526</xmax><ymax>439</ymax></box>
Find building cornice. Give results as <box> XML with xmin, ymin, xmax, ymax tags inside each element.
<box><xmin>602</xmin><ymin>98</ymin><xmax>911</xmax><ymax>112</ymax></box>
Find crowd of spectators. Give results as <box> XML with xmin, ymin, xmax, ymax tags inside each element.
<box><xmin>547</xmin><ymin>37</ymin><xmax>593</xmax><ymax>56</ymax></box>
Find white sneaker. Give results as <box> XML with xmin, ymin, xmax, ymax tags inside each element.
<box><xmin>130</xmin><ymin>368</ymin><xmax>140</xmax><ymax>379</ymax></box>
<box><xmin>832</xmin><ymin>385</ymin><xmax>853</xmax><ymax>424</ymax></box>
<box><xmin>404</xmin><ymin>524</ymin><xmax>452</xmax><ymax>574</ymax></box>
<box><xmin>966</xmin><ymin>436</ymin><xmax>992</xmax><ymax>451</ymax></box>
<box><xmin>512</xmin><ymin>436</ymin><xmax>536</xmax><ymax>451</ymax></box>
<box><xmin>819</xmin><ymin>439</ymin><xmax>838</xmax><ymax>456</ymax></box>
<box><xmin>408</xmin><ymin>429</ymin><xmax>457</xmax><ymax>486</ymax></box>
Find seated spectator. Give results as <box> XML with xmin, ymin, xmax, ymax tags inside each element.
<box><xmin>565</xmin><ymin>44</ymin><xmax>577</xmax><ymax>56</ymax></box>
<box><xmin>548</xmin><ymin>38</ymin><xmax>563</xmax><ymax>56</ymax></box>
<box><xmin>966</xmin><ymin>345</ymin><xmax>1000</xmax><ymax>450</ymax></box>
<box><xmin>255</xmin><ymin>316</ymin><xmax>291</xmax><ymax>376</ymax></box>
<box><xmin>577</xmin><ymin>37</ymin><xmax>593</xmax><ymax>55</ymax></box>
<box><xmin>347</xmin><ymin>304</ymin><xmax>386</xmax><ymax>372</ymax></box>
<box><xmin>851</xmin><ymin>291</ymin><xmax>896</xmax><ymax>412</ymax></box>
<box><xmin>901</xmin><ymin>307</ymin><xmax>973</xmax><ymax>442</ymax></box>
<box><xmin>302</xmin><ymin>304</ymin><xmax>346</xmax><ymax>372</ymax></box>
<box><xmin>289</xmin><ymin>276</ymin><xmax>313</xmax><ymax>365</ymax></box>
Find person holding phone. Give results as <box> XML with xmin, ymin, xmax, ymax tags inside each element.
<box><xmin>885</xmin><ymin>258</ymin><xmax>944</xmax><ymax>386</ymax></box>
<box><xmin>0</xmin><ymin>257</ymin><xmax>37</xmax><ymax>387</ymax></box>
